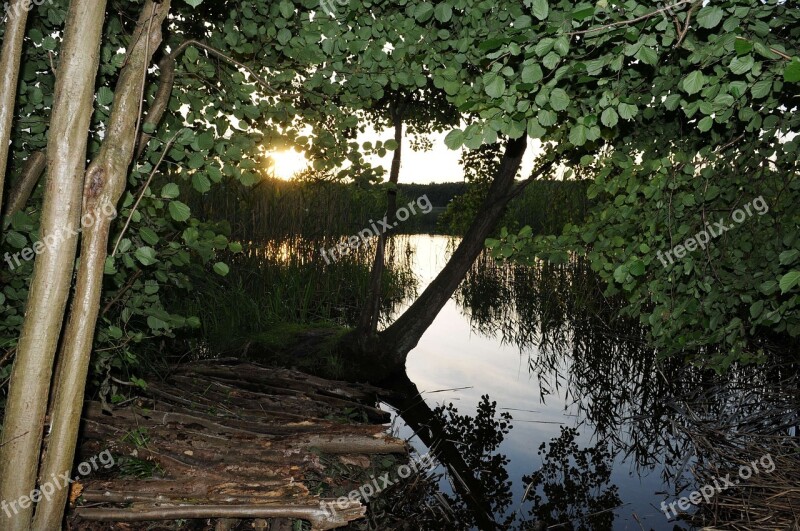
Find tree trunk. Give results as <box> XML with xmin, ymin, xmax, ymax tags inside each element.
<box><xmin>376</xmin><ymin>137</ymin><xmax>533</xmax><ymax>368</ymax></box>
<box><xmin>32</xmin><ymin>2</ymin><xmax>170</xmax><ymax>528</ymax></box>
<box><xmin>357</xmin><ymin>107</ymin><xmax>403</xmax><ymax>336</ymax></box>
<box><xmin>2</xmin><ymin>150</ymin><xmax>46</xmax><ymax>226</ymax></box>
<box><xmin>0</xmin><ymin>0</ymin><xmax>31</xmax><ymax>215</ymax></box>
<box><xmin>0</xmin><ymin>2</ymin><xmax>107</xmax><ymax>529</ymax></box>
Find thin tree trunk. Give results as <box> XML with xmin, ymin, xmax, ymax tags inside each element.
<box><xmin>32</xmin><ymin>2</ymin><xmax>170</xmax><ymax>528</ymax></box>
<box><xmin>377</xmin><ymin>137</ymin><xmax>549</xmax><ymax>367</ymax></box>
<box><xmin>0</xmin><ymin>0</ymin><xmax>31</xmax><ymax>215</ymax></box>
<box><xmin>0</xmin><ymin>2</ymin><xmax>107</xmax><ymax>529</ymax></box>
<box><xmin>2</xmin><ymin>150</ymin><xmax>45</xmax><ymax>226</ymax></box>
<box><xmin>357</xmin><ymin>107</ymin><xmax>403</xmax><ymax>336</ymax></box>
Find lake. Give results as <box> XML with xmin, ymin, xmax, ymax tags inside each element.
<box><xmin>378</xmin><ymin>234</ymin><xmax>789</xmax><ymax>530</ymax></box>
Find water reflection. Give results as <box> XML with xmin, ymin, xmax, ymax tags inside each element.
<box><xmin>522</xmin><ymin>426</ymin><xmax>621</xmax><ymax>530</ymax></box>
<box><xmin>394</xmin><ymin>235</ymin><xmax>797</xmax><ymax>530</ymax></box>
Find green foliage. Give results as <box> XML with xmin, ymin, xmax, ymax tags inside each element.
<box><xmin>480</xmin><ymin>0</ymin><xmax>799</xmax><ymax>370</ymax></box>
<box><xmin>2</xmin><ymin>0</ymin><xmax>798</xmax><ymax>404</ymax></box>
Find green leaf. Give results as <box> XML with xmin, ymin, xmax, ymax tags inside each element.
<box><xmin>729</xmin><ymin>55</ymin><xmax>754</xmax><ymax>75</ymax></box>
<box><xmin>696</xmin><ymin>6</ymin><xmax>724</xmax><ymax>28</ymax></box>
<box><xmin>277</xmin><ymin>28</ymin><xmax>292</xmax><ymax>46</ymax></box>
<box><xmin>601</xmin><ymin>107</ymin><xmax>618</xmax><ymax>127</ymax></box>
<box><xmin>635</xmin><ymin>46</ymin><xmax>658</xmax><ymax>66</ymax></box>
<box><xmin>784</xmin><ymin>58</ymin><xmax>800</xmax><ymax>82</ymax></box>
<box><xmin>618</xmin><ymin>103</ymin><xmax>638</xmax><ymax>120</ymax></box>
<box><xmin>415</xmin><ymin>2</ymin><xmax>434</xmax><ymax>21</ymax></box>
<box><xmin>97</xmin><ymin>87</ymin><xmax>114</xmax><ymax>106</ymax></box>
<box><xmin>526</xmin><ymin>119</ymin><xmax>546</xmax><ymax>139</ymax></box>
<box><xmin>549</xmin><ymin>88</ymin><xmax>570</xmax><ymax>111</ymax></box>
<box><xmin>751</xmin><ymin>79</ymin><xmax>772</xmax><ymax>99</ymax></box>
<box><xmin>279</xmin><ymin>0</ymin><xmax>294</xmax><ymax>18</ymax></box>
<box><xmin>734</xmin><ymin>38</ymin><xmax>753</xmax><ymax>56</ymax></box>
<box><xmin>196</xmin><ymin>132</ymin><xmax>214</xmax><ymax>151</ymax></box>
<box><xmin>521</xmin><ymin>63</ymin><xmax>543</xmax><ymax>84</ymax></box>
<box><xmin>184</xmin><ymin>0</ymin><xmax>203</xmax><ymax>7</ymax></box>
<box><xmin>169</xmin><ymin>201</ymin><xmax>191</xmax><ymax>222</ymax></box>
<box><xmin>531</xmin><ymin>0</ymin><xmax>549</xmax><ymax>21</ymax></box>
<box><xmin>569</xmin><ymin>123</ymin><xmax>588</xmax><ymax>146</ymax></box>
<box><xmin>213</xmin><ymin>262</ymin><xmax>230</xmax><ymax>276</ymax></box>
<box><xmin>134</xmin><ymin>246</ymin><xmax>158</xmax><ymax>266</ymax></box>
<box><xmin>779</xmin><ymin>249</ymin><xmax>800</xmax><ymax>265</ymax></box>
<box><xmin>444</xmin><ymin>129</ymin><xmax>464</xmax><ymax>150</ymax></box>
<box><xmin>779</xmin><ymin>271</ymin><xmax>800</xmax><ymax>293</ymax></box>
<box><xmin>434</xmin><ymin>2</ymin><xmax>453</xmax><ymax>22</ymax></box>
<box><xmin>5</xmin><ymin>231</ymin><xmax>27</xmax><ymax>249</ymax></box>
<box><xmin>185</xmin><ymin>45</ymin><xmax>199</xmax><ymax>63</ymax></box>
<box><xmin>682</xmin><ymin>71</ymin><xmax>706</xmax><ymax>95</ymax></box>
<box><xmin>139</xmin><ymin>227</ymin><xmax>159</xmax><ymax>246</ymax></box>
<box><xmin>385</xmin><ymin>139</ymin><xmax>399</xmax><ymax>150</ymax></box>
<box><xmin>698</xmin><ymin>116</ymin><xmax>713</xmax><ymax>132</ymax></box>
<box><xmin>192</xmin><ymin>173</ymin><xmax>211</xmax><ymax>193</ymax></box>
<box><xmin>484</xmin><ymin>73</ymin><xmax>506</xmax><ymax>98</ymax></box>
<box><xmin>161</xmin><ymin>183</ymin><xmax>180</xmax><ymax>199</ymax></box>
<box><xmin>613</xmin><ymin>264</ymin><xmax>628</xmax><ymax>283</ymax></box>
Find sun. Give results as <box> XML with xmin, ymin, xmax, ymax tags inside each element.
<box><xmin>266</xmin><ymin>149</ymin><xmax>309</xmax><ymax>180</ymax></box>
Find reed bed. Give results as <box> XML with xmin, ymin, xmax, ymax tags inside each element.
<box><xmin>676</xmin><ymin>373</ymin><xmax>800</xmax><ymax>530</ymax></box>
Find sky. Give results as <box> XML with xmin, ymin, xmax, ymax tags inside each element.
<box><xmin>269</xmin><ymin>126</ymin><xmax>543</xmax><ymax>183</ymax></box>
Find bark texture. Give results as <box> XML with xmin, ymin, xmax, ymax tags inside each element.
<box><xmin>33</xmin><ymin>2</ymin><xmax>171</xmax><ymax>528</ymax></box>
<box><xmin>0</xmin><ymin>0</ymin><xmax>30</xmax><ymax>215</ymax></box>
<box><xmin>0</xmin><ymin>3</ymin><xmax>107</xmax><ymax>529</ymax></box>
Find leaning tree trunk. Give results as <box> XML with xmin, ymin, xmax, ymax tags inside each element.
<box><xmin>32</xmin><ymin>2</ymin><xmax>171</xmax><ymax>528</ymax></box>
<box><xmin>375</xmin><ymin>137</ymin><xmax>552</xmax><ymax>370</ymax></box>
<box><xmin>357</xmin><ymin>107</ymin><xmax>403</xmax><ymax>336</ymax></box>
<box><xmin>0</xmin><ymin>2</ymin><xmax>107</xmax><ymax>529</ymax></box>
<box><xmin>0</xmin><ymin>0</ymin><xmax>32</xmax><ymax>215</ymax></box>
<box><xmin>2</xmin><ymin>150</ymin><xmax>46</xmax><ymax>226</ymax></box>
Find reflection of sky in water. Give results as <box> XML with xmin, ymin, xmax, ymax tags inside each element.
<box><xmin>389</xmin><ymin>235</ymin><xmax>687</xmax><ymax>530</ymax></box>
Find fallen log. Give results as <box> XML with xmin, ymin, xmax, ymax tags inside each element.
<box><xmin>75</xmin><ymin>502</ymin><xmax>366</xmax><ymax>531</ymax></box>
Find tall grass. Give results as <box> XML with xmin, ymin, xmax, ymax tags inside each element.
<box><xmin>174</xmin><ymin>235</ymin><xmax>417</xmax><ymax>354</ymax></box>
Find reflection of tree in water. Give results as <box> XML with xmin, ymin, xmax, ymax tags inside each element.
<box><xmin>455</xmin><ymin>252</ymin><xmax>799</xmax><ymax>499</ymax></box>
<box><xmin>431</xmin><ymin>395</ymin><xmax>515</xmax><ymax>528</ymax></box>
<box><xmin>378</xmin><ymin>380</ymin><xmax>517</xmax><ymax>530</ymax></box>
<box><xmin>456</xmin><ymin>254</ymin><xmax>690</xmax><ymax>470</ymax></box>
<box><xmin>521</xmin><ymin>426</ymin><xmax>620</xmax><ymax>531</ymax></box>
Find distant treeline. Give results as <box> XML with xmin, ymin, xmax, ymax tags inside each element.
<box><xmin>190</xmin><ymin>178</ymin><xmax>591</xmax><ymax>242</ymax></box>
<box><xmin>398</xmin><ymin>183</ymin><xmax>466</xmax><ymax>207</ymax></box>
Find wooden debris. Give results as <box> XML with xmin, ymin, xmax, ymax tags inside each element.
<box><xmin>70</xmin><ymin>359</ymin><xmax>406</xmax><ymax>530</ymax></box>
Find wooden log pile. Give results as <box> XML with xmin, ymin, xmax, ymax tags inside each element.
<box><xmin>68</xmin><ymin>359</ymin><xmax>407</xmax><ymax>530</ymax></box>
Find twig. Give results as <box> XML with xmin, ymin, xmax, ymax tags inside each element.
<box><xmin>675</xmin><ymin>1</ymin><xmax>701</xmax><ymax>47</ymax></box>
<box><xmin>111</xmin><ymin>130</ymin><xmax>182</xmax><ymax>257</ymax></box>
<box><xmin>132</xmin><ymin>2</ymin><xmax>158</xmax><ymax>156</ymax></box>
<box><xmin>174</xmin><ymin>39</ymin><xmax>282</xmax><ymax>95</ymax></box>
<box><xmin>568</xmin><ymin>0</ymin><xmax>694</xmax><ymax>36</ymax></box>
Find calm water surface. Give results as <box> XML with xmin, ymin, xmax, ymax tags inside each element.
<box><xmin>386</xmin><ymin>234</ymin><xmax>688</xmax><ymax>530</ymax></box>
